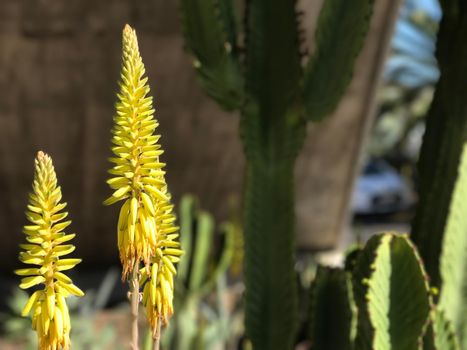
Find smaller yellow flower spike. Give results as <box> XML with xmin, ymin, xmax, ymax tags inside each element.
<box><xmin>139</xmin><ymin>201</ymin><xmax>183</xmax><ymax>329</ymax></box>
<box><xmin>16</xmin><ymin>151</ymin><xmax>84</xmax><ymax>350</ymax></box>
<box><xmin>104</xmin><ymin>23</ymin><xmax>182</xmax><ymax>282</ymax></box>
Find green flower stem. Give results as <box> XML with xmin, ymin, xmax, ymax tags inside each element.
<box><xmin>130</xmin><ymin>262</ymin><xmax>140</xmax><ymax>350</ymax></box>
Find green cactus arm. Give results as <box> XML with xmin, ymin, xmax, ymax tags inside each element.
<box><xmin>438</xmin><ymin>143</ymin><xmax>467</xmax><ymax>344</ymax></box>
<box><xmin>410</xmin><ymin>3</ymin><xmax>467</xmax><ymax>288</ymax></box>
<box><xmin>344</xmin><ymin>243</ymin><xmax>363</xmax><ymax>272</ymax></box>
<box><xmin>244</xmin><ymin>0</ymin><xmax>302</xmax><ymax>130</ymax></box>
<box><xmin>423</xmin><ymin>310</ymin><xmax>460</xmax><ymax>350</ymax></box>
<box><xmin>179</xmin><ymin>0</ymin><xmax>243</xmax><ymax>110</ymax></box>
<box><xmin>309</xmin><ymin>266</ymin><xmax>356</xmax><ymax>350</ymax></box>
<box><xmin>302</xmin><ymin>0</ymin><xmax>375</xmax><ymax>121</ymax></box>
<box><xmin>353</xmin><ymin>233</ymin><xmax>431</xmax><ymax>350</ymax></box>
<box><xmin>352</xmin><ymin>234</ymin><xmax>383</xmax><ymax>349</ymax></box>
<box><xmin>217</xmin><ymin>0</ymin><xmax>240</xmax><ymax>55</ymax></box>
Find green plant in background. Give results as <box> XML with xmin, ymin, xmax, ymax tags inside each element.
<box><xmin>3</xmin><ymin>268</ymin><xmax>125</xmax><ymax>350</ymax></box>
<box><xmin>160</xmin><ymin>195</ymin><xmax>240</xmax><ymax>350</ymax></box>
<box><xmin>352</xmin><ymin>233</ymin><xmax>431</xmax><ymax>350</ymax></box>
<box><xmin>308</xmin><ymin>232</ymin><xmax>461</xmax><ymax>350</ymax></box>
<box><xmin>367</xmin><ymin>0</ymin><xmax>440</xmax><ymax>178</ymax></box>
<box><xmin>179</xmin><ymin>1</ymin><xmax>375</xmax><ymax>348</ymax></box>
<box><xmin>1</xmin><ymin>289</ymin><xmax>38</xmax><ymax>349</ymax></box>
<box><xmin>307</xmin><ymin>142</ymin><xmax>467</xmax><ymax>349</ymax></box>
<box><xmin>309</xmin><ymin>266</ymin><xmax>356</xmax><ymax>350</ymax></box>
<box><xmin>308</xmin><ymin>2</ymin><xmax>467</xmax><ymax>348</ymax></box>
<box><xmin>411</xmin><ymin>0</ymin><xmax>467</xmax><ymax>289</ymax></box>
<box><xmin>105</xmin><ymin>24</ymin><xmax>182</xmax><ymax>348</ymax></box>
<box><xmin>67</xmin><ymin>267</ymin><xmax>123</xmax><ymax>350</ymax></box>
<box><xmin>435</xmin><ymin>143</ymin><xmax>467</xmax><ymax>348</ymax></box>
<box><xmin>15</xmin><ymin>151</ymin><xmax>84</xmax><ymax>350</ymax></box>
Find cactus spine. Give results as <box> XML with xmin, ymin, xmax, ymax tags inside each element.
<box><xmin>180</xmin><ymin>0</ymin><xmax>374</xmax><ymax>348</ymax></box>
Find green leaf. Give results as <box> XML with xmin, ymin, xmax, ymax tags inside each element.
<box><xmin>189</xmin><ymin>211</ymin><xmax>214</xmax><ymax>291</ymax></box>
<box><xmin>179</xmin><ymin>0</ymin><xmax>243</xmax><ymax>110</ymax></box>
<box><xmin>178</xmin><ymin>195</ymin><xmax>196</xmax><ymax>283</ymax></box>
<box><xmin>423</xmin><ymin>309</ymin><xmax>460</xmax><ymax>350</ymax></box>
<box><xmin>438</xmin><ymin>143</ymin><xmax>467</xmax><ymax>344</ymax></box>
<box><xmin>198</xmin><ymin>222</ymin><xmax>235</xmax><ymax>296</ymax></box>
<box><xmin>309</xmin><ymin>266</ymin><xmax>356</xmax><ymax>350</ymax></box>
<box><xmin>303</xmin><ymin>0</ymin><xmax>375</xmax><ymax>121</ymax></box>
<box><xmin>353</xmin><ymin>233</ymin><xmax>431</xmax><ymax>350</ymax></box>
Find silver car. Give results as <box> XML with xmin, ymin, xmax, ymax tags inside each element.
<box><xmin>351</xmin><ymin>160</ymin><xmax>416</xmax><ymax>215</ymax></box>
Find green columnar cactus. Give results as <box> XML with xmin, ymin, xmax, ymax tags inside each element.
<box><xmin>423</xmin><ymin>310</ymin><xmax>460</xmax><ymax>350</ymax></box>
<box><xmin>437</xmin><ymin>144</ymin><xmax>467</xmax><ymax>347</ymax></box>
<box><xmin>352</xmin><ymin>233</ymin><xmax>431</xmax><ymax>350</ymax></box>
<box><xmin>179</xmin><ymin>1</ymin><xmax>374</xmax><ymax>348</ymax></box>
<box><xmin>411</xmin><ymin>1</ymin><xmax>467</xmax><ymax>288</ymax></box>
<box><xmin>163</xmin><ymin>196</ymin><xmax>235</xmax><ymax>350</ymax></box>
<box><xmin>309</xmin><ymin>266</ymin><xmax>356</xmax><ymax>350</ymax></box>
<box><xmin>308</xmin><ymin>233</ymin><xmax>465</xmax><ymax>350</ymax></box>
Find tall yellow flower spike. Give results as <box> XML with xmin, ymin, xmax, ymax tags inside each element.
<box><xmin>16</xmin><ymin>151</ymin><xmax>84</xmax><ymax>350</ymax></box>
<box><xmin>105</xmin><ymin>24</ymin><xmax>182</xmax><ymax>330</ymax></box>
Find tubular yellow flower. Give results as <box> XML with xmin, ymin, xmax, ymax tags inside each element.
<box><xmin>16</xmin><ymin>151</ymin><xmax>84</xmax><ymax>350</ymax></box>
<box><xmin>140</xmin><ymin>200</ymin><xmax>183</xmax><ymax>330</ymax></box>
<box><xmin>105</xmin><ymin>24</ymin><xmax>181</xmax><ymax>281</ymax></box>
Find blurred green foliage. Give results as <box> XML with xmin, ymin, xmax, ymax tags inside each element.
<box><xmin>161</xmin><ymin>195</ymin><xmax>242</xmax><ymax>350</ymax></box>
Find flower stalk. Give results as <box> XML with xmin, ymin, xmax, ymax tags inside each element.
<box><xmin>130</xmin><ymin>263</ymin><xmax>140</xmax><ymax>350</ymax></box>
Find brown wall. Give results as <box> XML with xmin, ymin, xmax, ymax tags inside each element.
<box><xmin>0</xmin><ymin>0</ymin><xmax>244</xmax><ymax>271</ymax></box>
<box><xmin>0</xmin><ymin>0</ymin><xmax>399</xmax><ymax>271</ymax></box>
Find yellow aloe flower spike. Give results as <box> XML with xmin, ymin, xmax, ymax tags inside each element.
<box><xmin>140</xmin><ymin>200</ymin><xmax>183</xmax><ymax>330</ymax></box>
<box><xmin>105</xmin><ymin>24</ymin><xmax>181</xmax><ymax>282</ymax></box>
<box><xmin>16</xmin><ymin>151</ymin><xmax>84</xmax><ymax>350</ymax></box>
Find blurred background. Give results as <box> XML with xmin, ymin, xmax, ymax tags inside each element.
<box><xmin>0</xmin><ymin>0</ymin><xmax>440</xmax><ymax>348</ymax></box>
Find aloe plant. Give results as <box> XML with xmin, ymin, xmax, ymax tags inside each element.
<box><xmin>179</xmin><ymin>1</ymin><xmax>375</xmax><ymax>348</ymax></box>
<box><xmin>162</xmin><ymin>195</ymin><xmax>236</xmax><ymax>350</ymax></box>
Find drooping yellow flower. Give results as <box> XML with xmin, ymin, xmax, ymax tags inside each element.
<box><xmin>139</xmin><ymin>198</ymin><xmax>183</xmax><ymax>329</ymax></box>
<box><xmin>16</xmin><ymin>151</ymin><xmax>84</xmax><ymax>350</ymax></box>
<box><xmin>105</xmin><ymin>25</ymin><xmax>181</xmax><ymax>288</ymax></box>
